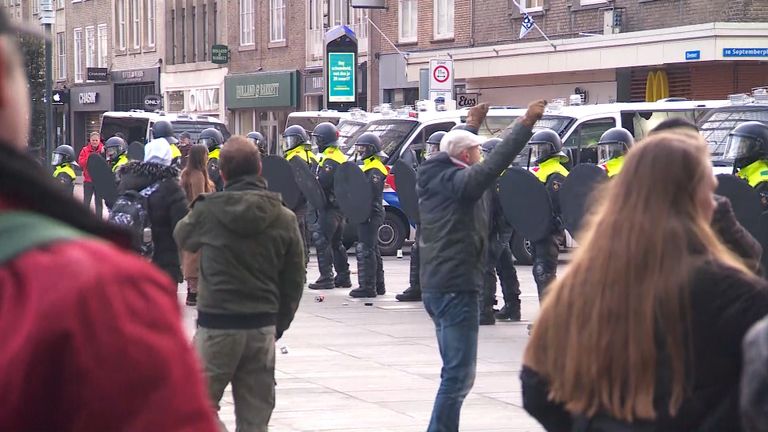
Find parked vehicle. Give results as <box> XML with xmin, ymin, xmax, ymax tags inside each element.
<box><xmin>100</xmin><ymin>111</ymin><xmax>230</xmax><ymax>145</ymax></box>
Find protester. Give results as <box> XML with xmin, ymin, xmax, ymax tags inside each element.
<box><xmin>174</xmin><ymin>136</ymin><xmax>305</xmax><ymax>431</ymax></box>
<box><xmin>522</xmin><ymin>132</ymin><xmax>768</xmax><ymax>431</ymax></box>
<box><xmin>178</xmin><ymin>131</ymin><xmax>192</xmax><ymax>168</ymax></box>
<box><xmin>77</xmin><ymin>131</ymin><xmax>104</xmax><ymax>216</ymax></box>
<box><xmin>179</xmin><ymin>144</ymin><xmax>215</xmax><ymax>306</ymax></box>
<box><xmin>417</xmin><ymin>100</ymin><xmax>545</xmax><ymax>431</ymax></box>
<box><xmin>116</xmin><ymin>138</ymin><xmax>188</xmax><ymax>283</ymax></box>
<box><xmin>0</xmin><ymin>18</ymin><xmax>217</xmax><ymax>430</ymax></box>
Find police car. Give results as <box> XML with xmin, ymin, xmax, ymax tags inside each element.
<box><xmin>100</xmin><ymin>111</ymin><xmax>230</xmax><ymax>145</ymax></box>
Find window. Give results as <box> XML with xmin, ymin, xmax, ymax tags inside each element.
<box><xmin>213</xmin><ymin>1</ymin><xmax>218</xmax><ymax>44</ymax></box>
<box><xmin>398</xmin><ymin>0</ymin><xmax>416</xmax><ymax>43</ymax></box>
<box><xmin>97</xmin><ymin>24</ymin><xmax>107</xmax><ymax>67</ymax></box>
<box><xmin>308</xmin><ymin>0</ymin><xmax>320</xmax><ymax>30</ymax></box>
<box><xmin>85</xmin><ymin>26</ymin><xmax>95</xmax><ymax>69</ymax></box>
<box><xmin>434</xmin><ymin>0</ymin><xmax>453</xmax><ymax>38</ymax></box>
<box><xmin>181</xmin><ymin>7</ymin><xmax>186</xmax><ymax>62</ymax></box>
<box><xmin>170</xmin><ymin>12</ymin><xmax>175</xmax><ymax>63</ymax></box>
<box><xmin>580</xmin><ymin>0</ymin><xmax>607</xmax><ymax>5</ymax></box>
<box><xmin>56</xmin><ymin>32</ymin><xmax>65</xmax><ymax>79</ymax></box>
<box><xmin>57</xmin><ymin>0</ymin><xmax>64</xmax><ymax>9</ymax></box>
<box><xmin>239</xmin><ymin>0</ymin><xmax>254</xmax><ymax>46</ymax></box>
<box><xmin>32</xmin><ymin>0</ymin><xmax>37</xmax><ymax>13</ymax></box>
<box><xmin>202</xmin><ymin>4</ymin><xmax>208</xmax><ymax>60</ymax></box>
<box><xmin>563</xmin><ymin>118</ymin><xmax>615</xmax><ymax>164</ymax></box>
<box><xmin>520</xmin><ymin>0</ymin><xmax>544</xmax><ymax>12</ymax></box>
<box><xmin>146</xmin><ymin>0</ymin><xmax>155</xmax><ymax>47</ymax></box>
<box><xmin>73</xmin><ymin>28</ymin><xmax>83</xmax><ymax>82</ymax></box>
<box><xmin>191</xmin><ymin>6</ymin><xmax>196</xmax><ymax>61</ymax></box>
<box><xmin>269</xmin><ymin>0</ymin><xmax>285</xmax><ymax>42</ymax></box>
<box><xmin>116</xmin><ymin>0</ymin><xmax>126</xmax><ymax>49</ymax></box>
<box><xmin>131</xmin><ymin>0</ymin><xmax>140</xmax><ymax>49</ymax></box>
<box><xmin>330</xmin><ymin>0</ymin><xmax>347</xmax><ymax>27</ymax></box>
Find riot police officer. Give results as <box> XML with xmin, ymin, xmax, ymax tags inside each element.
<box><xmin>308</xmin><ymin>122</ymin><xmax>352</xmax><ymax>290</ymax></box>
<box><xmin>105</xmin><ymin>136</ymin><xmax>129</xmax><ymax>175</ymax></box>
<box><xmin>597</xmin><ymin>127</ymin><xmax>634</xmax><ymax>178</ymax></box>
<box><xmin>247</xmin><ymin>131</ymin><xmax>267</xmax><ymax>156</ymax></box>
<box><xmin>396</xmin><ymin>131</ymin><xmax>446</xmax><ymax>302</ymax></box>
<box><xmin>198</xmin><ymin>127</ymin><xmax>225</xmax><ymax>191</ymax></box>
<box><xmin>725</xmin><ymin>121</ymin><xmax>768</xmax><ymax>199</ymax></box>
<box><xmin>528</xmin><ymin>129</ymin><xmax>569</xmax><ymax>300</ymax></box>
<box><xmin>283</xmin><ymin>125</ymin><xmax>320</xmax><ymax>264</ymax></box>
<box><xmin>51</xmin><ymin>145</ymin><xmax>77</xmax><ymax>194</ymax></box>
<box><xmin>349</xmin><ymin>133</ymin><xmax>388</xmax><ymax>298</ymax></box>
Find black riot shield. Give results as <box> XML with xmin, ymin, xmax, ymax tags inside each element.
<box><xmin>560</xmin><ymin>164</ymin><xmax>608</xmax><ymax>239</ymax></box>
<box><xmin>334</xmin><ymin>161</ymin><xmax>373</xmax><ymax>224</ymax></box>
<box><xmin>127</xmin><ymin>141</ymin><xmax>145</xmax><ymax>161</ymax></box>
<box><xmin>498</xmin><ymin>167</ymin><xmax>553</xmax><ymax>242</ymax></box>
<box><xmin>715</xmin><ymin>174</ymin><xmax>764</xmax><ymax>241</ymax></box>
<box><xmin>262</xmin><ymin>155</ymin><xmax>302</xmax><ymax>210</ymax></box>
<box><xmin>392</xmin><ymin>159</ymin><xmax>419</xmax><ymax>224</ymax></box>
<box><xmin>289</xmin><ymin>157</ymin><xmax>326</xmax><ymax>210</ymax></box>
<box><xmin>87</xmin><ymin>153</ymin><xmax>118</xmax><ymax>207</ymax></box>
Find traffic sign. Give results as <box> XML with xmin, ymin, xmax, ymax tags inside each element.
<box><xmin>429</xmin><ymin>59</ymin><xmax>453</xmax><ymax>93</ymax></box>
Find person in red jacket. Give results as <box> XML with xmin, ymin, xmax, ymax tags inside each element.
<box><xmin>0</xmin><ymin>16</ymin><xmax>218</xmax><ymax>432</ymax></box>
<box><xmin>77</xmin><ymin>131</ymin><xmax>105</xmax><ymax>216</ymax></box>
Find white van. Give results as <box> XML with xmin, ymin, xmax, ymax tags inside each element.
<box><xmin>100</xmin><ymin>111</ymin><xmax>230</xmax><ymax>146</ymax></box>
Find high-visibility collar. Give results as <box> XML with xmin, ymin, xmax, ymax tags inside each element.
<box><xmin>320</xmin><ymin>146</ymin><xmax>347</xmax><ymax>166</ymax></box>
<box><xmin>604</xmin><ymin>155</ymin><xmax>625</xmax><ymax>178</ymax></box>
<box><xmin>170</xmin><ymin>144</ymin><xmax>182</xmax><ymax>159</ymax></box>
<box><xmin>209</xmin><ymin>147</ymin><xmax>220</xmax><ymax>160</ymax></box>
<box><xmin>362</xmin><ymin>156</ymin><xmax>388</xmax><ymax>176</ymax></box>
<box><xmin>111</xmin><ymin>154</ymin><xmax>129</xmax><ymax>172</ymax></box>
<box><xmin>533</xmin><ymin>158</ymin><xmax>569</xmax><ymax>183</ymax></box>
<box><xmin>285</xmin><ymin>146</ymin><xmax>319</xmax><ymax>164</ymax></box>
<box><xmin>738</xmin><ymin>159</ymin><xmax>768</xmax><ymax>187</ymax></box>
<box><xmin>53</xmin><ymin>163</ymin><xmax>76</xmax><ymax>180</ymax></box>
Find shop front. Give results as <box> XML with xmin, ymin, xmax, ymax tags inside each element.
<box><xmin>162</xmin><ymin>67</ymin><xmax>228</xmax><ymax>119</ymax></box>
<box><xmin>70</xmin><ymin>84</ymin><xmax>113</xmax><ymax>154</ymax></box>
<box><xmin>225</xmin><ymin>71</ymin><xmax>299</xmax><ymax>154</ymax></box>
<box><xmin>112</xmin><ymin>67</ymin><xmax>161</xmax><ymax>111</ymax></box>
<box><xmin>303</xmin><ymin>70</ymin><xmax>324</xmax><ymax>111</ymax></box>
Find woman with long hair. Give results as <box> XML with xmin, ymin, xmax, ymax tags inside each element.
<box><xmin>180</xmin><ymin>144</ymin><xmax>215</xmax><ymax>306</ymax></box>
<box><xmin>522</xmin><ymin>132</ymin><xmax>768</xmax><ymax>431</ymax></box>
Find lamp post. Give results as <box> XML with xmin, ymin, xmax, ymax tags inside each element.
<box><xmin>40</xmin><ymin>0</ymin><xmax>55</xmax><ymax>167</ymax></box>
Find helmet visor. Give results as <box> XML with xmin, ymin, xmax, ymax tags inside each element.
<box><xmin>198</xmin><ymin>137</ymin><xmax>218</xmax><ymax>149</ymax></box>
<box><xmin>51</xmin><ymin>153</ymin><xmax>65</xmax><ymax>166</ymax></box>
<box><xmin>247</xmin><ymin>137</ymin><xmax>261</xmax><ymax>147</ymax></box>
<box><xmin>105</xmin><ymin>146</ymin><xmax>120</xmax><ymax>161</ymax></box>
<box><xmin>283</xmin><ymin>135</ymin><xmax>305</xmax><ymax>151</ymax></box>
<box><xmin>598</xmin><ymin>143</ymin><xmax>626</xmax><ymax>164</ymax></box>
<box><xmin>528</xmin><ymin>143</ymin><xmax>552</xmax><ymax>163</ymax></box>
<box><xmin>427</xmin><ymin>144</ymin><xmax>440</xmax><ymax>158</ymax></box>
<box><xmin>724</xmin><ymin>135</ymin><xmax>759</xmax><ymax>161</ymax></box>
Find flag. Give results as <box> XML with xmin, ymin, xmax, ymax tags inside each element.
<box><xmin>520</xmin><ymin>13</ymin><xmax>535</xmax><ymax>39</ymax></box>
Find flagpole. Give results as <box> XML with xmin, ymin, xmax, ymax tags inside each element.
<box><xmin>510</xmin><ymin>0</ymin><xmax>557</xmax><ymax>51</ymax></box>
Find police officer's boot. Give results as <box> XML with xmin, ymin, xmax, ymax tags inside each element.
<box><xmin>396</xmin><ymin>240</ymin><xmax>421</xmax><ymax>301</ymax></box>
<box><xmin>332</xmin><ymin>242</ymin><xmax>352</xmax><ymax>288</ymax></box>
<box><xmin>309</xmin><ymin>232</ymin><xmax>335</xmax><ymax>290</ymax></box>
<box><xmin>350</xmin><ymin>243</ymin><xmax>377</xmax><ymax>298</ymax></box>
<box><xmin>532</xmin><ymin>235</ymin><xmax>559</xmax><ymax>302</ymax></box>
<box><xmin>495</xmin><ymin>304</ymin><xmax>521</xmax><ymax>321</ymax></box>
<box><xmin>495</xmin><ymin>247</ymin><xmax>521</xmax><ymax>321</ymax></box>
<box><xmin>375</xmin><ymin>247</ymin><xmax>385</xmax><ymax>295</ymax></box>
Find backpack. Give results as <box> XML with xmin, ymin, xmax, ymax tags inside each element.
<box><xmin>108</xmin><ymin>182</ymin><xmax>160</xmax><ymax>258</ymax></box>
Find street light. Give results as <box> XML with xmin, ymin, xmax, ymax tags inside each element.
<box><xmin>39</xmin><ymin>0</ymin><xmax>54</xmax><ymax>167</ymax></box>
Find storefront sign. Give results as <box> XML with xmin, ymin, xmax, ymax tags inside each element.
<box><xmin>304</xmin><ymin>74</ymin><xmax>324</xmax><ymax>95</ymax></box>
<box><xmin>119</xmin><ymin>70</ymin><xmax>145</xmax><ymax>81</ymax></box>
<box><xmin>79</xmin><ymin>92</ymin><xmax>98</xmax><ymax>104</ymax></box>
<box><xmin>51</xmin><ymin>89</ymin><xmax>69</xmax><ymax>105</ymax></box>
<box><xmin>188</xmin><ymin>88</ymin><xmax>220</xmax><ymax>112</ymax></box>
<box><xmin>143</xmin><ymin>94</ymin><xmax>162</xmax><ymax>111</ymax></box>
<box><xmin>71</xmin><ymin>84</ymin><xmax>113</xmax><ymax>111</ymax></box>
<box><xmin>211</xmin><ymin>45</ymin><xmax>229</xmax><ymax>64</ymax></box>
<box><xmin>167</xmin><ymin>90</ymin><xmax>185</xmax><ymax>112</ymax></box>
<box><xmin>225</xmin><ymin>71</ymin><xmax>298</xmax><ymax>109</ymax></box>
<box><xmin>328</xmin><ymin>52</ymin><xmax>356</xmax><ymax>103</ymax></box>
<box><xmin>456</xmin><ymin>93</ymin><xmax>479</xmax><ymax>108</ymax></box>
<box><xmin>723</xmin><ymin>48</ymin><xmax>768</xmax><ymax>58</ymax></box>
<box><xmin>87</xmin><ymin>67</ymin><xmax>109</xmax><ymax>81</ymax></box>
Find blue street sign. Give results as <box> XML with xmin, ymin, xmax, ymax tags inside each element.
<box><xmin>685</xmin><ymin>50</ymin><xmax>701</xmax><ymax>61</ymax></box>
<box><xmin>723</xmin><ymin>48</ymin><xmax>768</xmax><ymax>58</ymax></box>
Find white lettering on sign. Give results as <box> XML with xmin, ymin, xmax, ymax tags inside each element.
<box><xmin>236</xmin><ymin>83</ymin><xmax>280</xmax><ymax>98</ymax></box>
<box><xmin>313</xmin><ymin>76</ymin><xmax>323</xmax><ymax>89</ymax></box>
<box><xmin>187</xmin><ymin>88</ymin><xmax>219</xmax><ymax>112</ymax></box>
<box><xmin>121</xmin><ymin>70</ymin><xmax>145</xmax><ymax>80</ymax></box>
<box><xmin>79</xmin><ymin>92</ymin><xmax>97</xmax><ymax>104</ymax></box>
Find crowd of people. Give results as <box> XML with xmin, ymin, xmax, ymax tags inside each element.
<box><xmin>5</xmin><ymin>7</ymin><xmax>768</xmax><ymax>430</ymax></box>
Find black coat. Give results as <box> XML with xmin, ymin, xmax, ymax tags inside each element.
<box><xmin>521</xmin><ymin>261</ymin><xmax>768</xmax><ymax>432</ymax></box>
<box><xmin>117</xmin><ymin>162</ymin><xmax>188</xmax><ymax>282</ymax></box>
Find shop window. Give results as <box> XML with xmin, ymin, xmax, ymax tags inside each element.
<box><xmin>398</xmin><ymin>0</ymin><xmax>416</xmax><ymax>43</ymax></box>
<box><xmin>383</xmin><ymin>89</ymin><xmax>395</xmax><ymax>104</ymax></box>
<box><xmin>270</xmin><ymin>0</ymin><xmax>286</xmax><ymax>42</ymax></box>
<box><xmin>434</xmin><ymin>0</ymin><xmax>453</xmax><ymax>39</ymax></box>
<box><xmin>403</xmin><ymin>88</ymin><xmax>419</xmax><ymax>106</ymax></box>
<box><xmin>238</xmin><ymin>110</ymin><xmax>255</xmax><ymax>135</ymax></box>
<box><xmin>240</xmin><ymin>0</ymin><xmax>254</xmax><ymax>46</ymax></box>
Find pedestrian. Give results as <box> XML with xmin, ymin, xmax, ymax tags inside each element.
<box><xmin>417</xmin><ymin>100</ymin><xmax>545</xmax><ymax>431</ymax></box>
<box><xmin>0</xmin><ymin>16</ymin><xmax>217</xmax><ymax>430</ymax></box>
<box><xmin>77</xmin><ymin>130</ymin><xmax>104</xmax><ymax>216</ymax></box>
<box><xmin>348</xmin><ymin>132</ymin><xmax>388</xmax><ymax>298</ymax></box>
<box><xmin>178</xmin><ymin>131</ymin><xmax>192</xmax><ymax>169</ymax></box>
<box><xmin>522</xmin><ymin>132</ymin><xmax>768</xmax><ymax>431</ymax></box>
<box><xmin>51</xmin><ymin>144</ymin><xmax>77</xmax><ymax>195</ymax></box>
<box><xmin>116</xmin><ymin>137</ymin><xmax>188</xmax><ymax>283</ymax></box>
<box><xmin>307</xmin><ymin>122</ymin><xmax>352</xmax><ymax>290</ymax></box>
<box><xmin>174</xmin><ymin>136</ymin><xmax>305</xmax><ymax>431</ymax></box>
<box><xmin>179</xmin><ymin>143</ymin><xmax>215</xmax><ymax>306</ymax></box>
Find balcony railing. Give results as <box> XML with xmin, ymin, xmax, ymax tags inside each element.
<box><xmin>306</xmin><ymin>23</ymin><xmax>368</xmax><ymax>66</ymax></box>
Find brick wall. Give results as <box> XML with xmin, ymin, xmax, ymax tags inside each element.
<box><xmin>65</xmin><ymin>0</ymin><xmax>111</xmax><ymax>83</ymax></box>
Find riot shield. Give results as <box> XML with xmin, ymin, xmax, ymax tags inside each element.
<box><xmin>392</xmin><ymin>159</ymin><xmax>419</xmax><ymax>224</ymax></box>
<box><xmin>87</xmin><ymin>153</ymin><xmax>118</xmax><ymax>207</ymax></box>
<box><xmin>560</xmin><ymin>164</ymin><xmax>608</xmax><ymax>239</ymax></box>
<box><xmin>498</xmin><ymin>167</ymin><xmax>553</xmax><ymax>242</ymax></box>
<box><xmin>715</xmin><ymin>174</ymin><xmax>763</xmax><ymax>241</ymax></box>
<box><xmin>334</xmin><ymin>161</ymin><xmax>373</xmax><ymax>224</ymax></box>
<box><xmin>289</xmin><ymin>157</ymin><xmax>326</xmax><ymax>210</ymax></box>
<box><xmin>127</xmin><ymin>142</ymin><xmax>145</xmax><ymax>161</ymax></box>
<box><xmin>262</xmin><ymin>155</ymin><xmax>302</xmax><ymax>210</ymax></box>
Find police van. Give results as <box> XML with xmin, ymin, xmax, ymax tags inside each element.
<box><xmin>343</xmin><ymin>102</ymin><xmax>463</xmax><ymax>255</ymax></box>
<box><xmin>100</xmin><ymin>111</ymin><xmax>230</xmax><ymax>146</ymax></box>
<box><xmin>285</xmin><ymin>109</ymin><xmax>380</xmax><ymax>153</ymax></box>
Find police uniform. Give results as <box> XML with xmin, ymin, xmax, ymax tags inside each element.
<box><xmin>596</xmin><ymin>128</ymin><xmax>634</xmax><ymax>179</ymax></box>
<box><xmin>53</xmin><ymin>163</ymin><xmax>76</xmax><ymax>194</ymax></box>
<box><xmin>198</xmin><ymin>128</ymin><xmax>226</xmax><ymax>192</ymax></box>
<box><xmin>285</xmin><ymin>145</ymin><xmax>320</xmax><ymax>265</ymax></box>
<box><xmin>170</xmin><ymin>143</ymin><xmax>182</xmax><ymax>168</ymax></box>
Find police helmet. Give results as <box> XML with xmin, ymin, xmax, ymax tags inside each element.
<box><xmin>311</xmin><ymin>122</ymin><xmax>340</xmax><ymax>152</ymax></box>
<box><xmin>426</xmin><ymin>131</ymin><xmax>446</xmax><ymax>158</ymax></box>
<box><xmin>355</xmin><ymin>133</ymin><xmax>388</xmax><ymax>160</ymax></box>
<box><xmin>282</xmin><ymin>125</ymin><xmax>311</xmax><ymax>152</ymax></box>
<box><xmin>198</xmin><ymin>128</ymin><xmax>225</xmax><ymax>151</ymax></box>
<box><xmin>152</xmin><ymin>120</ymin><xmax>178</xmax><ymax>144</ymax></box>
<box><xmin>526</xmin><ymin>128</ymin><xmax>566</xmax><ymax>165</ymax></box>
<box><xmin>104</xmin><ymin>136</ymin><xmax>127</xmax><ymax>162</ymax></box>
<box><xmin>246</xmin><ymin>131</ymin><xmax>266</xmax><ymax>153</ymax></box>
<box><xmin>724</xmin><ymin>121</ymin><xmax>768</xmax><ymax>169</ymax></box>
<box><xmin>597</xmin><ymin>127</ymin><xmax>634</xmax><ymax>164</ymax></box>
<box><xmin>51</xmin><ymin>144</ymin><xmax>75</xmax><ymax>166</ymax></box>
<box><xmin>481</xmin><ymin>138</ymin><xmax>503</xmax><ymax>156</ymax></box>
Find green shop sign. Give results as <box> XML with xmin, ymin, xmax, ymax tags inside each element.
<box><xmin>225</xmin><ymin>71</ymin><xmax>298</xmax><ymax>109</ymax></box>
<box><xmin>327</xmin><ymin>52</ymin><xmax>356</xmax><ymax>103</ymax></box>
<box><xmin>211</xmin><ymin>45</ymin><xmax>229</xmax><ymax>64</ymax></box>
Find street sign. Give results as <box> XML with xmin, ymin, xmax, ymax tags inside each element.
<box><xmin>87</xmin><ymin>67</ymin><xmax>109</xmax><ymax>81</ymax></box>
<box><xmin>143</xmin><ymin>94</ymin><xmax>162</xmax><ymax>111</ymax></box>
<box><xmin>685</xmin><ymin>50</ymin><xmax>701</xmax><ymax>60</ymax></box>
<box><xmin>456</xmin><ymin>93</ymin><xmax>479</xmax><ymax>108</ymax></box>
<box><xmin>328</xmin><ymin>52</ymin><xmax>356</xmax><ymax>103</ymax></box>
<box><xmin>211</xmin><ymin>45</ymin><xmax>229</xmax><ymax>64</ymax></box>
<box><xmin>429</xmin><ymin>59</ymin><xmax>453</xmax><ymax>92</ymax></box>
<box><xmin>723</xmin><ymin>48</ymin><xmax>768</xmax><ymax>58</ymax></box>
<box><xmin>429</xmin><ymin>91</ymin><xmax>452</xmax><ymax>103</ymax></box>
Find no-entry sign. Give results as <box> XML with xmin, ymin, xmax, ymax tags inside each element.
<box><xmin>429</xmin><ymin>59</ymin><xmax>453</xmax><ymax>92</ymax></box>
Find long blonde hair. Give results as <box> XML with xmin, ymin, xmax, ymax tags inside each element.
<box><xmin>524</xmin><ymin>132</ymin><xmax>750</xmax><ymax>422</ymax></box>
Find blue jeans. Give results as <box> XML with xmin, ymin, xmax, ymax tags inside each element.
<box><xmin>422</xmin><ymin>291</ymin><xmax>479</xmax><ymax>432</ymax></box>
